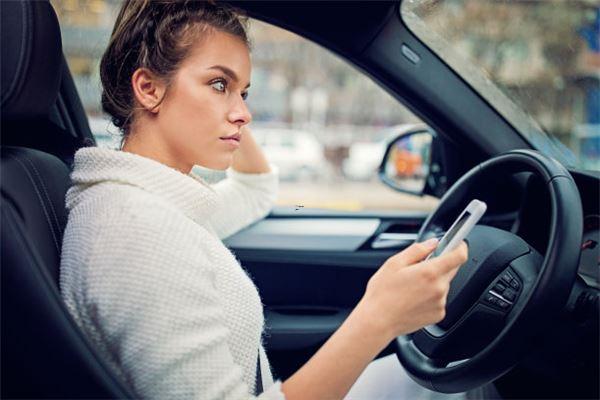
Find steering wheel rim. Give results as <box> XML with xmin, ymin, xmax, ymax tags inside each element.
<box><xmin>395</xmin><ymin>149</ymin><xmax>583</xmax><ymax>393</ymax></box>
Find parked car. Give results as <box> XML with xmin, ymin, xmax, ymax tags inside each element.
<box><xmin>342</xmin><ymin>140</ymin><xmax>386</xmax><ymax>181</ymax></box>
<box><xmin>252</xmin><ymin>127</ymin><xmax>330</xmax><ymax>181</ymax></box>
<box><xmin>1</xmin><ymin>1</ymin><xmax>598</xmax><ymax>400</ymax></box>
<box><xmin>342</xmin><ymin>124</ymin><xmax>428</xmax><ymax>181</ymax></box>
<box><xmin>87</xmin><ymin>116</ymin><xmax>121</xmax><ymax>149</ymax></box>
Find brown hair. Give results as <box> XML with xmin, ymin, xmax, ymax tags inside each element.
<box><xmin>99</xmin><ymin>0</ymin><xmax>250</xmax><ymax>140</ymax></box>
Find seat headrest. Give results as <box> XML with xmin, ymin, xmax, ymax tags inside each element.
<box><xmin>1</xmin><ymin>1</ymin><xmax>63</xmax><ymax>121</ymax></box>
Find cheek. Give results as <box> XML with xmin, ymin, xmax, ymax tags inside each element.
<box><xmin>161</xmin><ymin>86</ymin><xmax>222</xmax><ymax>139</ymax></box>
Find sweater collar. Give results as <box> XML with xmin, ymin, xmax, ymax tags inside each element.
<box><xmin>66</xmin><ymin>147</ymin><xmax>219</xmax><ymax>225</ymax></box>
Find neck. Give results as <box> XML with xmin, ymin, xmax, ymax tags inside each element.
<box><xmin>122</xmin><ymin>123</ymin><xmax>192</xmax><ymax>174</ymax></box>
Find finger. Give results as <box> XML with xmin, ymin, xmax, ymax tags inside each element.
<box><xmin>427</xmin><ymin>241</ymin><xmax>469</xmax><ymax>274</ymax></box>
<box><xmin>390</xmin><ymin>238</ymin><xmax>439</xmax><ymax>267</ymax></box>
<box><xmin>444</xmin><ymin>262</ymin><xmax>462</xmax><ymax>281</ymax></box>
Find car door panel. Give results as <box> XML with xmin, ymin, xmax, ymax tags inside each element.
<box><xmin>265</xmin><ymin>307</ymin><xmax>351</xmax><ymax>351</ymax></box>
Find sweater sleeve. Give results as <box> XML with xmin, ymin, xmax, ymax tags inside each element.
<box><xmin>203</xmin><ymin>165</ymin><xmax>279</xmax><ymax>240</ymax></box>
<box><xmin>84</xmin><ymin>200</ymin><xmax>285</xmax><ymax>400</ymax></box>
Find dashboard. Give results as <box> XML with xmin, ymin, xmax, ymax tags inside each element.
<box><xmin>227</xmin><ymin>168</ymin><xmax>600</xmax><ymax>292</ymax></box>
<box><xmin>503</xmin><ymin>169</ymin><xmax>600</xmax><ymax>290</ymax></box>
<box><xmin>580</xmin><ymin>214</ymin><xmax>599</xmax><ymax>289</ymax></box>
<box><xmin>572</xmin><ymin>170</ymin><xmax>600</xmax><ymax>290</ymax></box>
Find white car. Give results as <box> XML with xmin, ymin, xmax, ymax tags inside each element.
<box><xmin>252</xmin><ymin>128</ymin><xmax>329</xmax><ymax>181</ymax></box>
<box><xmin>342</xmin><ymin>141</ymin><xmax>387</xmax><ymax>181</ymax></box>
<box><xmin>343</xmin><ymin>124</ymin><xmax>427</xmax><ymax>181</ymax></box>
<box><xmin>87</xmin><ymin>116</ymin><xmax>121</xmax><ymax>150</ymax></box>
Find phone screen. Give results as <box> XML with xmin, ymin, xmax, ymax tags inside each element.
<box><xmin>431</xmin><ymin>210</ymin><xmax>471</xmax><ymax>257</ymax></box>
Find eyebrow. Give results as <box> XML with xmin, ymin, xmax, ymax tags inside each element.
<box><xmin>207</xmin><ymin>65</ymin><xmax>250</xmax><ymax>89</ymax></box>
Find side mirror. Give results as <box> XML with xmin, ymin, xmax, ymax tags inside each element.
<box><xmin>378</xmin><ymin>127</ymin><xmax>447</xmax><ymax>197</ymax></box>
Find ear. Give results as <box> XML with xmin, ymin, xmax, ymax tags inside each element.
<box><xmin>131</xmin><ymin>68</ymin><xmax>166</xmax><ymax>113</ymax></box>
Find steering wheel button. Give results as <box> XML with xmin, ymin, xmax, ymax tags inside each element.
<box><xmin>484</xmin><ymin>293</ymin><xmax>497</xmax><ymax>304</ymax></box>
<box><xmin>496</xmin><ymin>299</ymin><xmax>510</xmax><ymax>309</ymax></box>
<box><xmin>500</xmin><ymin>272</ymin><xmax>513</xmax><ymax>284</ymax></box>
<box><xmin>504</xmin><ymin>290</ymin><xmax>516</xmax><ymax>301</ymax></box>
<box><xmin>493</xmin><ymin>283</ymin><xmax>507</xmax><ymax>293</ymax></box>
<box><xmin>509</xmin><ymin>279</ymin><xmax>520</xmax><ymax>289</ymax></box>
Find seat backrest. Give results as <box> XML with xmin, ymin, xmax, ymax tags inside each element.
<box><xmin>0</xmin><ymin>1</ymin><xmax>134</xmax><ymax>398</ymax></box>
<box><xmin>1</xmin><ymin>147</ymin><xmax>70</xmax><ymax>283</ymax></box>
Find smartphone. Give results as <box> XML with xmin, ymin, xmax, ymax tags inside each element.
<box><xmin>426</xmin><ymin>199</ymin><xmax>487</xmax><ymax>259</ymax></box>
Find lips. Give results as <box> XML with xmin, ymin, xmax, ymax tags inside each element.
<box><xmin>219</xmin><ymin>132</ymin><xmax>241</xmax><ymax>142</ymax></box>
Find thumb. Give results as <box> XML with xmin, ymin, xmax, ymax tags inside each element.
<box><xmin>390</xmin><ymin>238</ymin><xmax>439</xmax><ymax>267</ymax></box>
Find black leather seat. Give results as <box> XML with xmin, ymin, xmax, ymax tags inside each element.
<box><xmin>1</xmin><ymin>1</ymin><xmax>133</xmax><ymax>398</ymax></box>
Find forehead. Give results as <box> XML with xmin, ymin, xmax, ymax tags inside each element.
<box><xmin>181</xmin><ymin>29</ymin><xmax>251</xmax><ymax>80</ymax></box>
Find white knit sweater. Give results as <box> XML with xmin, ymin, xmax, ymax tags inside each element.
<box><xmin>60</xmin><ymin>147</ymin><xmax>285</xmax><ymax>400</ymax></box>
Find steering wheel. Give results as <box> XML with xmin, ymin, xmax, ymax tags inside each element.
<box><xmin>395</xmin><ymin>150</ymin><xmax>583</xmax><ymax>393</ymax></box>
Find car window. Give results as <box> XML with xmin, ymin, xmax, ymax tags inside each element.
<box><xmin>401</xmin><ymin>0</ymin><xmax>600</xmax><ymax>171</ymax></box>
<box><xmin>52</xmin><ymin>0</ymin><xmax>439</xmax><ymax>212</ymax></box>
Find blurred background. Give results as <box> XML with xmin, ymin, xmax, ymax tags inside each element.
<box><xmin>51</xmin><ymin>0</ymin><xmax>599</xmax><ymax>212</ymax></box>
<box><xmin>402</xmin><ymin>0</ymin><xmax>600</xmax><ymax>171</ymax></box>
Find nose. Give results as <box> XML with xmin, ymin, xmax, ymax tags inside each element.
<box><xmin>228</xmin><ymin>94</ymin><xmax>252</xmax><ymax>127</ymax></box>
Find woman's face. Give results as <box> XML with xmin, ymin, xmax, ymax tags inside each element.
<box><xmin>153</xmin><ymin>29</ymin><xmax>252</xmax><ymax>171</ymax></box>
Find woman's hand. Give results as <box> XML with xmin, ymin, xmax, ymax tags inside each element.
<box><xmin>281</xmin><ymin>239</ymin><xmax>468</xmax><ymax>400</ymax></box>
<box><xmin>230</xmin><ymin>126</ymin><xmax>271</xmax><ymax>174</ymax></box>
<box><xmin>356</xmin><ymin>239</ymin><xmax>469</xmax><ymax>340</ymax></box>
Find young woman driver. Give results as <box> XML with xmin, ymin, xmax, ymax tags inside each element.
<box><xmin>60</xmin><ymin>1</ymin><xmax>468</xmax><ymax>399</ymax></box>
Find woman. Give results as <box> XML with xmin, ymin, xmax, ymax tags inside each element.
<box><xmin>59</xmin><ymin>1</ymin><xmax>468</xmax><ymax>399</ymax></box>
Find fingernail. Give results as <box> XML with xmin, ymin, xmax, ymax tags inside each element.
<box><xmin>423</xmin><ymin>238</ymin><xmax>439</xmax><ymax>247</ymax></box>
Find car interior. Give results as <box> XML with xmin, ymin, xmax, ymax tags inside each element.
<box><xmin>1</xmin><ymin>1</ymin><xmax>598</xmax><ymax>399</ymax></box>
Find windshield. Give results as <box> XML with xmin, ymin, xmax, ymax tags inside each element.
<box><xmin>401</xmin><ymin>0</ymin><xmax>600</xmax><ymax>171</ymax></box>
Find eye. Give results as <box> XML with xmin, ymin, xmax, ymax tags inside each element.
<box><xmin>210</xmin><ymin>78</ymin><xmax>227</xmax><ymax>93</ymax></box>
<box><xmin>241</xmin><ymin>91</ymin><xmax>249</xmax><ymax>101</ymax></box>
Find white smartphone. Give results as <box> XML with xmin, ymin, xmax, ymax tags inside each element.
<box><xmin>426</xmin><ymin>199</ymin><xmax>487</xmax><ymax>259</ymax></box>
